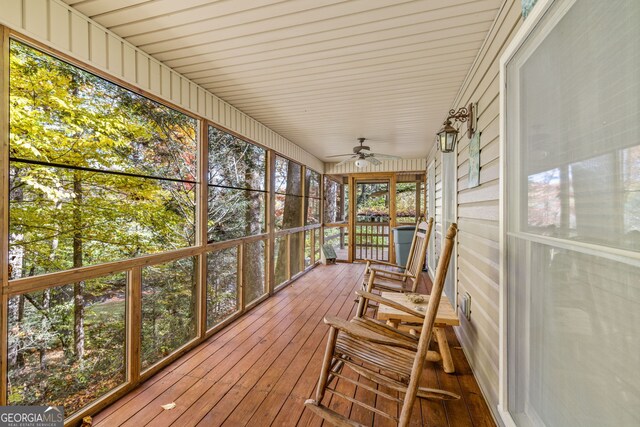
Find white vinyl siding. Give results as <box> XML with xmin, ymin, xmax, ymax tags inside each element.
<box><xmin>324</xmin><ymin>158</ymin><xmax>427</xmax><ymax>174</ymax></box>
<box><xmin>426</xmin><ymin>0</ymin><xmax>522</xmax><ymax>418</ymax></box>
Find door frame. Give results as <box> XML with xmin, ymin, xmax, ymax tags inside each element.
<box><xmin>441</xmin><ymin>148</ymin><xmax>458</xmax><ymax>310</ymax></box>
<box><xmin>498</xmin><ymin>0</ymin><xmax>568</xmax><ymax>425</ymax></box>
<box><xmin>427</xmin><ymin>160</ymin><xmax>436</xmax><ymax>275</ymax></box>
<box><xmin>348</xmin><ymin>173</ymin><xmax>396</xmax><ymax>263</ymax></box>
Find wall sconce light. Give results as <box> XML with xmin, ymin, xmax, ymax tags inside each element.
<box><xmin>437</xmin><ymin>103</ymin><xmax>476</xmax><ymax>153</ymax></box>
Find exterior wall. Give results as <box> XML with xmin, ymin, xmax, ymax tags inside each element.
<box><xmin>325</xmin><ymin>158</ymin><xmax>426</xmax><ymax>174</ymax></box>
<box><xmin>0</xmin><ymin>0</ymin><xmax>324</xmax><ymax>172</ymax></box>
<box><xmin>426</xmin><ymin>0</ymin><xmax>522</xmax><ymax>419</ymax></box>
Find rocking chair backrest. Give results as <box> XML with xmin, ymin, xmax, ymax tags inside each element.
<box><xmin>399</xmin><ymin>222</ymin><xmax>457</xmax><ymax>426</ymax></box>
<box><xmin>404</xmin><ymin>217</ymin><xmax>433</xmax><ymax>292</ymax></box>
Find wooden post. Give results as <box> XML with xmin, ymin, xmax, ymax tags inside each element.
<box><xmin>0</xmin><ymin>26</ymin><xmax>10</xmax><ymax>406</ymax></box>
<box><xmin>238</xmin><ymin>243</ymin><xmax>244</xmax><ymax>310</ymax></box>
<box><xmin>348</xmin><ymin>176</ymin><xmax>356</xmax><ymax>263</ymax></box>
<box><xmin>319</xmin><ymin>171</ymin><xmax>324</xmax><ymax>262</ymax></box>
<box><xmin>267</xmin><ymin>150</ymin><xmax>276</xmax><ymax>294</ymax></box>
<box><xmin>286</xmin><ymin>233</ymin><xmax>291</xmax><ymax>281</ymax></box>
<box><xmin>300</xmin><ymin>167</ymin><xmax>305</xmax><ymax>272</ymax></box>
<box><xmin>197</xmin><ymin>120</ymin><xmax>208</xmax><ymax>338</ymax></box>
<box><xmin>127</xmin><ymin>267</ymin><xmax>142</xmax><ymax>385</ymax></box>
<box><xmin>310</xmin><ymin>228</ymin><xmax>315</xmax><ymax>265</ymax></box>
<box><xmin>389</xmin><ymin>175</ymin><xmax>397</xmax><ymax>264</ymax></box>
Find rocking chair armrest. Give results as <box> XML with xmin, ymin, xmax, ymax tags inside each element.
<box><xmin>370</xmin><ymin>274</ymin><xmax>406</xmax><ymax>285</ymax></box>
<box><xmin>355</xmin><ymin>290</ymin><xmax>425</xmax><ymax>319</ymax></box>
<box><xmin>364</xmin><ymin>259</ymin><xmax>403</xmax><ymax>269</ymax></box>
<box><xmin>323</xmin><ymin>316</ymin><xmax>418</xmax><ymax>351</ymax></box>
<box><xmin>369</xmin><ymin>267</ymin><xmax>415</xmax><ymax>279</ymax></box>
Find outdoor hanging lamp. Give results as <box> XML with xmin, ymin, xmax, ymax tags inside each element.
<box><xmin>437</xmin><ymin>103</ymin><xmax>476</xmax><ymax>153</ymax></box>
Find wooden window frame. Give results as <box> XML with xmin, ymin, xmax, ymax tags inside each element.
<box><xmin>0</xmin><ymin>27</ymin><xmax>322</xmax><ymax>426</ymax></box>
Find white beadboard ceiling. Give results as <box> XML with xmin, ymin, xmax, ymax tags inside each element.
<box><xmin>63</xmin><ymin>0</ymin><xmax>503</xmax><ymax>162</ymax></box>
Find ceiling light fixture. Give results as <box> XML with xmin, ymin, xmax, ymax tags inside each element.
<box><xmin>354</xmin><ymin>158</ymin><xmax>368</xmax><ymax>168</ymax></box>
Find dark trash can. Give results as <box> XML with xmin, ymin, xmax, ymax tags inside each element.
<box><xmin>393</xmin><ymin>225</ymin><xmax>415</xmax><ymax>268</ymax></box>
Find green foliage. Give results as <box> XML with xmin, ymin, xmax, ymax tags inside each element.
<box><xmin>356</xmin><ymin>183</ymin><xmax>389</xmax><ymax>218</ymax></box>
<box><xmin>396</xmin><ymin>182</ymin><xmax>419</xmax><ymax>221</ymax></box>
<box><xmin>243</xmin><ymin>240</ymin><xmax>266</xmax><ymax>304</ymax></box>
<box><xmin>9</xmin><ymin>41</ymin><xmax>197</xmax><ymax>279</ymax></box>
<box><xmin>8</xmin><ymin>274</ymin><xmax>126</xmax><ymax>415</ymax></box>
<box><xmin>207</xmin><ymin>126</ymin><xmax>266</xmax><ymax>242</ymax></box>
<box><xmin>141</xmin><ymin>258</ymin><xmax>197</xmax><ymax>369</ymax></box>
<box><xmin>207</xmin><ymin>247</ymin><xmax>239</xmax><ymax>328</ymax></box>
<box><xmin>7</xmin><ymin>40</ymin><xmax>196</xmax><ymax>416</ymax></box>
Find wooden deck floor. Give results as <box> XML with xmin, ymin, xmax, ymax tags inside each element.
<box><xmin>93</xmin><ymin>263</ymin><xmax>495</xmax><ymax>427</ymax></box>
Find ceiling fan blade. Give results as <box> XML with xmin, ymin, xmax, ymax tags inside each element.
<box><xmin>335</xmin><ymin>156</ymin><xmax>356</xmax><ymax>167</ymax></box>
<box><xmin>326</xmin><ymin>153</ymin><xmax>357</xmax><ymax>158</ymax></box>
<box><xmin>370</xmin><ymin>153</ymin><xmax>402</xmax><ymax>160</ymax></box>
<box><xmin>366</xmin><ymin>156</ymin><xmax>382</xmax><ymax>166</ymax></box>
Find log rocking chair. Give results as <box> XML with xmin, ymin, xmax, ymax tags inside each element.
<box><xmin>305</xmin><ymin>223</ymin><xmax>458</xmax><ymax>426</ymax></box>
<box><xmin>363</xmin><ymin>218</ymin><xmax>434</xmax><ymax>295</ymax></box>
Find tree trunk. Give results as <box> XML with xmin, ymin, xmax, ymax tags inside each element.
<box><xmin>275</xmin><ymin>164</ymin><xmax>303</xmax><ymax>283</ymax></box>
<box><xmin>304</xmin><ymin>171</ymin><xmax>311</xmax><ymax>225</ymax></box>
<box><xmin>243</xmin><ymin>166</ymin><xmax>265</xmax><ymax>301</ymax></box>
<box><xmin>324</xmin><ymin>181</ymin><xmax>337</xmax><ymax>223</ymax></box>
<box><xmin>73</xmin><ymin>174</ymin><xmax>85</xmax><ymax>361</ymax></box>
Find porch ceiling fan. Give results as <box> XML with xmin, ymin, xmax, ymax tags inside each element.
<box><xmin>327</xmin><ymin>138</ymin><xmax>401</xmax><ymax>168</ymax></box>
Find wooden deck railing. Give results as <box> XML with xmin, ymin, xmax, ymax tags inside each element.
<box><xmin>354</xmin><ymin>222</ymin><xmax>389</xmax><ymax>261</ymax></box>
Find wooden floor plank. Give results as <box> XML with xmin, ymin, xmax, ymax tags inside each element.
<box><xmin>166</xmin><ymin>265</ymin><xmax>350</xmax><ymax>427</ymax></box>
<box><xmin>195</xmin><ymin>265</ymin><xmax>354</xmax><ymax>426</ymax></box>
<box><xmin>91</xmin><ymin>264</ymin><xmax>495</xmax><ymax>427</ymax></box>
<box><xmin>219</xmin><ymin>266</ymin><xmax>359</xmax><ymax>427</ymax></box>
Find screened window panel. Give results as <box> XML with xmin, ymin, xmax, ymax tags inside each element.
<box><xmin>208</xmin><ymin>126</ymin><xmax>266</xmax><ymax>191</ymax></box>
<box><xmin>243</xmin><ymin>240</ymin><xmax>266</xmax><ymax>305</ymax></box>
<box><xmin>275</xmin><ymin>193</ymin><xmax>303</xmax><ymax>230</ymax></box>
<box><xmin>9</xmin><ymin>163</ymin><xmax>195</xmax><ymax>278</ymax></box>
<box><xmin>314</xmin><ymin>228</ymin><xmax>321</xmax><ymax>263</ymax></box>
<box><xmin>8</xmin><ymin>40</ymin><xmax>199</xmax><ymax>281</ymax></box>
<box><xmin>324</xmin><ymin>227</ymin><xmax>349</xmax><ymax>261</ymax></box>
<box><xmin>290</xmin><ymin>232</ymin><xmax>304</xmax><ymax>277</ymax></box>
<box><xmin>323</xmin><ymin>178</ymin><xmax>346</xmax><ymax>223</ymax></box>
<box><xmin>274</xmin><ymin>236</ymin><xmax>288</xmax><ymax>287</ymax></box>
<box><xmin>305</xmin><ymin>197</ymin><xmax>320</xmax><ymax>225</ymax></box>
<box><xmin>208</xmin><ymin>186</ymin><xmax>265</xmax><ymax>242</ymax></box>
<box><xmin>305</xmin><ymin>169</ymin><xmax>321</xmax><ymax>198</ymax></box>
<box><xmin>141</xmin><ymin>257</ymin><xmax>197</xmax><ymax>370</ymax></box>
<box><xmin>397</xmin><ymin>182</ymin><xmax>418</xmax><ymax>223</ymax></box>
<box><xmin>10</xmin><ymin>41</ymin><xmax>197</xmax><ymax>181</ymax></box>
<box><xmin>304</xmin><ymin>231</ymin><xmax>312</xmax><ymax>268</ymax></box>
<box><xmin>506</xmin><ymin>1</ymin><xmax>640</xmax><ymax>425</ymax></box>
<box><xmin>207</xmin><ymin>247</ymin><xmax>239</xmax><ymax>329</ymax></box>
<box><xmin>275</xmin><ymin>156</ymin><xmax>302</xmax><ymax>196</ymax></box>
<box><xmin>7</xmin><ymin>273</ymin><xmax>126</xmax><ymax>416</ymax></box>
